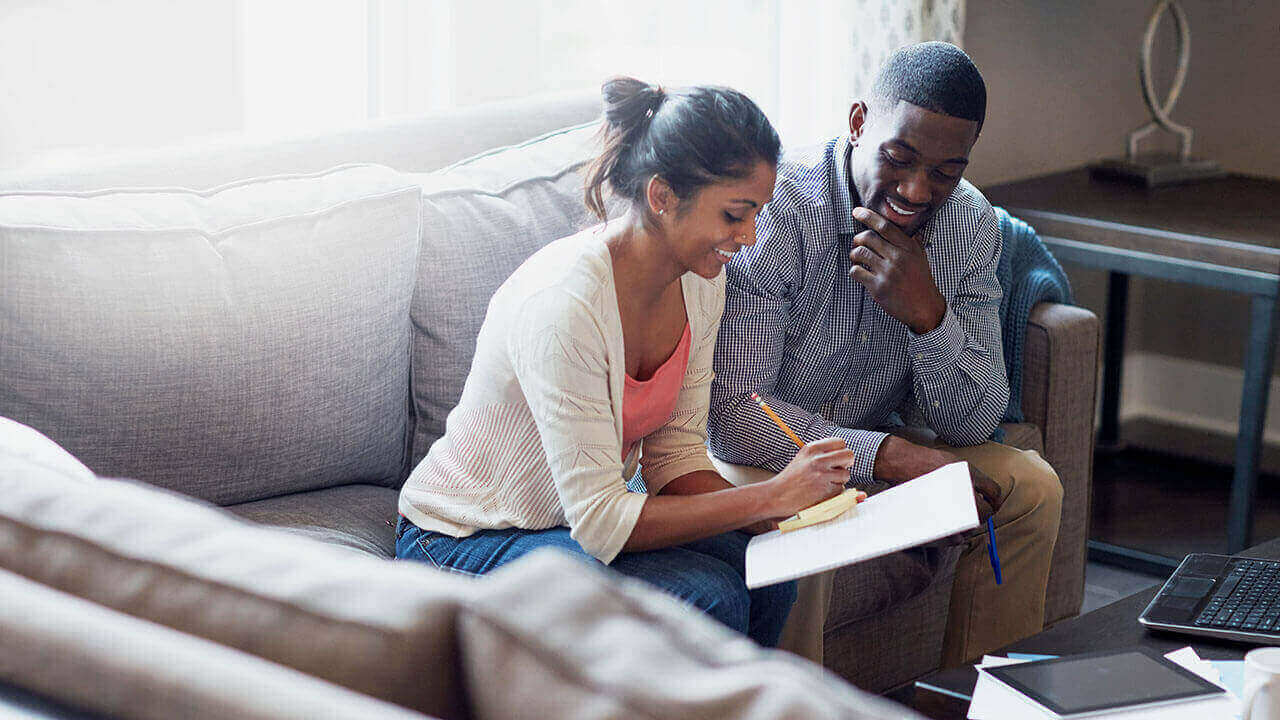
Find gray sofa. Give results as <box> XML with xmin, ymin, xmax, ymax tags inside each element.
<box><xmin>0</xmin><ymin>89</ymin><xmax>1098</xmax><ymax>717</ymax></box>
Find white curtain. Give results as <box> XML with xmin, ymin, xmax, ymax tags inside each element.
<box><xmin>369</xmin><ymin>0</ymin><xmax>967</xmax><ymax>145</ymax></box>
<box><xmin>0</xmin><ymin>0</ymin><xmax>965</xmax><ymax>171</ymax></box>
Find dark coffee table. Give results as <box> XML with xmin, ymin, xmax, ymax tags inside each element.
<box><xmin>888</xmin><ymin>536</ymin><xmax>1280</xmax><ymax>719</ymax></box>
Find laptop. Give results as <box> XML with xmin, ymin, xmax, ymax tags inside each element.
<box><xmin>1139</xmin><ymin>552</ymin><xmax>1280</xmax><ymax>643</ymax></box>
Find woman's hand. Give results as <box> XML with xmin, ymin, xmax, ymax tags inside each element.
<box><xmin>764</xmin><ymin>438</ymin><xmax>854</xmax><ymax>518</ymax></box>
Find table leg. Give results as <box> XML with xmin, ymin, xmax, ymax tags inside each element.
<box><xmin>1227</xmin><ymin>292</ymin><xmax>1280</xmax><ymax>553</ymax></box>
<box><xmin>1099</xmin><ymin>272</ymin><xmax>1130</xmax><ymax>447</ymax></box>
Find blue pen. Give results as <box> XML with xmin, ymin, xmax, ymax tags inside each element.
<box><xmin>986</xmin><ymin>517</ymin><xmax>1002</xmax><ymax>585</ymax></box>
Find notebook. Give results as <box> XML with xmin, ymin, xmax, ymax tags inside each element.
<box><xmin>743</xmin><ymin>461</ymin><xmax>977</xmax><ymax>588</ymax></box>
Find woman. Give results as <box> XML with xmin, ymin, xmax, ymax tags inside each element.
<box><xmin>396</xmin><ymin>77</ymin><xmax>854</xmax><ymax>647</ymax></box>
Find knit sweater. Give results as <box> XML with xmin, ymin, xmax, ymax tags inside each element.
<box><xmin>398</xmin><ymin>226</ymin><xmax>724</xmax><ymax>563</ymax></box>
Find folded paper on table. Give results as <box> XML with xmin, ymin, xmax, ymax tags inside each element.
<box><xmin>744</xmin><ymin>461</ymin><xmax>978</xmax><ymax>589</ymax></box>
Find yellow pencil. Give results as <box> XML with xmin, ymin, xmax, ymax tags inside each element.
<box><xmin>749</xmin><ymin>391</ymin><xmax>805</xmax><ymax>449</ymax></box>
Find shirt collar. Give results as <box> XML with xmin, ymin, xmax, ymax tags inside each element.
<box><xmin>830</xmin><ymin>135</ymin><xmax>860</xmax><ymax>236</ymax></box>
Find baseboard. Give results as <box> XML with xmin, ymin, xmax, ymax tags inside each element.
<box><xmin>1115</xmin><ymin>351</ymin><xmax>1280</xmax><ymax>475</ymax></box>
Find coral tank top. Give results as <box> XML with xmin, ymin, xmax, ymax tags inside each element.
<box><xmin>621</xmin><ymin>323</ymin><xmax>692</xmax><ymax>461</ymax></box>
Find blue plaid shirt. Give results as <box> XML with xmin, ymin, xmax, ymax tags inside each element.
<box><xmin>708</xmin><ymin>136</ymin><xmax>1008</xmax><ymax>486</ymax></box>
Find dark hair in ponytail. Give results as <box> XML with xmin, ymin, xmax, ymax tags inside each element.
<box><xmin>583</xmin><ymin>76</ymin><xmax>780</xmax><ymax>222</ymax></box>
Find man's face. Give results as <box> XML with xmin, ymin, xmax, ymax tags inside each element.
<box><xmin>847</xmin><ymin>100</ymin><xmax>979</xmax><ymax>237</ymax></box>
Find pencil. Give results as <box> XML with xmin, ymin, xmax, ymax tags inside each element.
<box><xmin>749</xmin><ymin>391</ymin><xmax>805</xmax><ymax>449</ymax></box>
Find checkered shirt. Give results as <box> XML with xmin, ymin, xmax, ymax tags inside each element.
<box><xmin>708</xmin><ymin>136</ymin><xmax>1008</xmax><ymax>486</ymax></box>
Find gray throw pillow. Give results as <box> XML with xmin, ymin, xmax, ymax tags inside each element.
<box><xmin>404</xmin><ymin>124</ymin><xmax>606</xmax><ymax>463</ymax></box>
<box><xmin>0</xmin><ymin>166</ymin><xmax>422</xmax><ymax>505</ymax></box>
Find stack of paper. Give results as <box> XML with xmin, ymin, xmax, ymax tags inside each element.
<box><xmin>968</xmin><ymin>647</ymin><xmax>1240</xmax><ymax>719</ymax></box>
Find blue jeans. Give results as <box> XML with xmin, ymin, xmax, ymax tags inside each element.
<box><xmin>395</xmin><ymin>517</ymin><xmax>796</xmax><ymax>647</ymax></box>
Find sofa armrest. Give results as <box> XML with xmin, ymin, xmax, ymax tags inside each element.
<box><xmin>1021</xmin><ymin>301</ymin><xmax>1101</xmax><ymax>625</ymax></box>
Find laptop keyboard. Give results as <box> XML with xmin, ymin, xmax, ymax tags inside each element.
<box><xmin>1195</xmin><ymin>559</ymin><xmax>1280</xmax><ymax>632</ymax></box>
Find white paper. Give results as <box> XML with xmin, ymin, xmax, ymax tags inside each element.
<box><xmin>968</xmin><ymin>646</ymin><xmax>1239</xmax><ymax>719</ymax></box>
<box><xmin>744</xmin><ymin>461</ymin><xmax>978</xmax><ymax>589</ymax></box>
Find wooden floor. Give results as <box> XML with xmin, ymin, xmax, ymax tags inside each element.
<box><xmin>1090</xmin><ymin>446</ymin><xmax>1280</xmax><ymax>559</ymax></box>
<box><xmin>1079</xmin><ymin>446</ymin><xmax>1280</xmax><ymax>614</ymax></box>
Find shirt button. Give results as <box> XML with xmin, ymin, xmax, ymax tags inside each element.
<box><xmin>915</xmin><ymin>353</ymin><xmax>924</xmax><ymax>360</ymax></box>
<box><xmin>842</xmin><ymin>393</ymin><xmax>850</xmax><ymax>403</ymax></box>
<box><xmin>859</xmin><ymin>332</ymin><xmax>868</xmax><ymax>343</ymax></box>
<box><xmin>932</xmin><ymin>400</ymin><xmax>941</xmax><ymax>408</ymax></box>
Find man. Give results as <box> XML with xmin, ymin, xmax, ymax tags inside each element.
<box><xmin>708</xmin><ymin>41</ymin><xmax>1062</xmax><ymax>666</ymax></box>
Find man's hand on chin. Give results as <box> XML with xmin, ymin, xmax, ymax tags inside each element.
<box><xmin>847</xmin><ymin>206</ymin><xmax>947</xmax><ymax>334</ymax></box>
<box><xmin>872</xmin><ymin>435</ymin><xmax>1004</xmax><ymax>523</ymax></box>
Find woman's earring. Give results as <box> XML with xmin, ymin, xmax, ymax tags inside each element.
<box><xmin>658</xmin><ymin>209</ymin><xmax>665</xmax><ymax>215</ymax></box>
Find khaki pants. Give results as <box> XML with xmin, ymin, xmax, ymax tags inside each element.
<box><xmin>762</xmin><ymin>438</ymin><xmax>1063</xmax><ymax>668</ymax></box>
<box><xmin>939</xmin><ymin>440</ymin><xmax>1062</xmax><ymax>665</ymax></box>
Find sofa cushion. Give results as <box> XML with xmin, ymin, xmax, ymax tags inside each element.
<box><xmin>0</xmin><ymin>419</ymin><xmax>471</xmax><ymax>719</ymax></box>
<box><xmin>405</xmin><ymin>123</ymin><xmax>607</xmax><ymax>463</ymax></box>
<box><xmin>0</xmin><ymin>568</ymin><xmax>434</xmax><ymax>720</ymax></box>
<box><xmin>0</xmin><ymin>166</ymin><xmax>421</xmax><ymax>505</ymax></box>
<box><xmin>227</xmin><ymin>483</ymin><xmax>399</xmax><ymax>558</ymax></box>
<box><xmin>463</xmin><ymin>549</ymin><xmax>926</xmax><ymax>720</ymax></box>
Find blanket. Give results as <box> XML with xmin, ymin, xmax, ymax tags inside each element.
<box><xmin>993</xmin><ymin>206</ymin><xmax>1073</xmax><ymax>427</ymax></box>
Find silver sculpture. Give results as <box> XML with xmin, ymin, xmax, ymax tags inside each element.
<box><xmin>1090</xmin><ymin>0</ymin><xmax>1223</xmax><ymax>186</ymax></box>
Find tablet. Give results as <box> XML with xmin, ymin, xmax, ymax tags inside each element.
<box><xmin>981</xmin><ymin>648</ymin><xmax>1225</xmax><ymax>718</ymax></box>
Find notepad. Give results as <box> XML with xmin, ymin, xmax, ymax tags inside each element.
<box><xmin>744</xmin><ymin>461</ymin><xmax>979</xmax><ymax>588</ymax></box>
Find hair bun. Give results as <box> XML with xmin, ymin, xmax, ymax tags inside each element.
<box><xmin>601</xmin><ymin>76</ymin><xmax>666</xmax><ymax>130</ymax></box>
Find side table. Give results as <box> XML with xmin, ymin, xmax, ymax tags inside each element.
<box><xmin>985</xmin><ymin>170</ymin><xmax>1280</xmax><ymax>569</ymax></box>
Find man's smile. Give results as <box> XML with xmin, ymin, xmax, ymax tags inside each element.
<box><xmin>885</xmin><ymin>198</ymin><xmax>924</xmax><ymax>217</ymax></box>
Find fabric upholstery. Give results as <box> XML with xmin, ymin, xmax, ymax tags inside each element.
<box><xmin>0</xmin><ymin>90</ymin><xmax>600</xmax><ymax>192</ymax></box>
<box><xmin>0</xmin><ymin>568</ymin><xmax>433</xmax><ymax>720</ymax></box>
<box><xmin>998</xmin><ymin>422</ymin><xmax>1045</xmax><ymax>456</ymax></box>
<box><xmin>824</xmin><ymin>546</ymin><xmax>956</xmax><ymax>631</ymax></box>
<box><xmin>0</xmin><ymin>166</ymin><xmax>422</xmax><ymax>505</ymax></box>
<box><xmin>227</xmin><ymin>483</ymin><xmax>400</xmax><ymax>559</ymax></box>
<box><xmin>823</xmin><ymin>543</ymin><xmax>962</xmax><ymax>694</ymax></box>
<box><xmin>1022</xmin><ymin>301</ymin><xmax>1101</xmax><ymax>625</ymax></box>
<box><xmin>0</xmin><ymin>434</ymin><xmax>471</xmax><ymax>719</ymax></box>
<box><xmin>405</xmin><ymin>124</ymin><xmax>605</xmax><ymax>463</ymax></box>
<box><xmin>461</xmin><ymin>549</ymin><xmax>928</xmax><ymax>720</ymax></box>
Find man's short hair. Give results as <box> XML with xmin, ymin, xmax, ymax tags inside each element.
<box><xmin>869</xmin><ymin>41</ymin><xmax>986</xmax><ymax>133</ymax></box>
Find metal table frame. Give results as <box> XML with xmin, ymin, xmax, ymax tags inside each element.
<box><xmin>1043</xmin><ymin>233</ymin><xmax>1279</xmax><ymax>570</ymax></box>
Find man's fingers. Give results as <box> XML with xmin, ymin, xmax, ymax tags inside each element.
<box><xmin>970</xmin><ymin>470</ymin><xmax>1004</xmax><ymax>512</ymax></box>
<box><xmin>848</xmin><ymin>264</ymin><xmax>878</xmax><ymax>290</ymax></box>
<box><xmin>853</xmin><ymin>207</ymin><xmax>912</xmax><ymax>248</ymax></box>
<box><xmin>852</xmin><ymin>229</ymin><xmax>893</xmax><ymax>258</ymax></box>
<box><xmin>974</xmin><ymin>492</ymin><xmax>995</xmax><ymax>523</ymax></box>
<box><xmin>849</xmin><ymin>244</ymin><xmax>886</xmax><ymax>273</ymax></box>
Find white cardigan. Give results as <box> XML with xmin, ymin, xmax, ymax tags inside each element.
<box><xmin>399</xmin><ymin>227</ymin><xmax>724</xmax><ymax>563</ymax></box>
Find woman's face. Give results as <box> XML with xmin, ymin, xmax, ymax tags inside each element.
<box><xmin>662</xmin><ymin>160</ymin><xmax>777</xmax><ymax>280</ymax></box>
